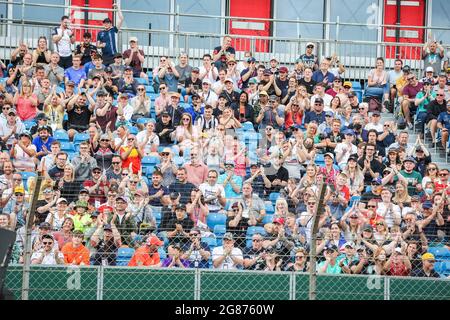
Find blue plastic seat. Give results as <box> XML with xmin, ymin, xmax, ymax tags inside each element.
<box><xmin>269</xmin><ymin>192</ymin><xmax>280</xmax><ymax>205</ymax></box>
<box><xmin>116</xmin><ymin>247</ymin><xmax>135</xmax><ymax>266</ymax></box>
<box><xmin>214</xmin><ymin>224</ymin><xmax>227</xmax><ymax>246</ymax></box>
<box><xmin>242</xmin><ymin>122</ymin><xmax>255</xmax><ymax>132</ymax></box>
<box><xmin>265</xmin><ymin>202</ymin><xmax>274</xmax><ymax>214</ymax></box>
<box><xmin>135</xmin><ymin>78</ymin><xmax>148</xmax><ymax>85</ymax></box>
<box><xmin>201</xmin><ymin>237</ymin><xmax>217</xmax><ymax>248</ymax></box>
<box><xmin>136</xmin><ymin>118</ymin><xmax>152</xmax><ymax>125</ymax></box>
<box><xmin>262</xmin><ymin>214</ymin><xmax>274</xmax><ymax>225</ymax></box>
<box><xmin>23</xmin><ymin>120</ymin><xmax>36</xmax><ymax>131</ymax></box>
<box><xmin>54</xmin><ymin>130</ymin><xmax>69</xmax><ymax>142</ymax></box>
<box><xmin>206</xmin><ymin>213</ymin><xmax>227</xmax><ymax>231</ymax></box>
<box><xmin>153</xmin><ymin>207</ymin><xmax>162</xmax><ymax>227</ymax></box>
<box><xmin>158</xmin><ymin>247</ymin><xmax>167</xmax><ymax>260</ymax></box>
<box><xmin>247</xmin><ymin>226</ymin><xmax>266</xmax><ymax>237</ymax></box>
<box><xmin>127</xmin><ymin>126</ymin><xmax>139</xmax><ymax>135</ymax></box>
<box><xmin>60</xmin><ymin>141</ymin><xmax>75</xmax><ymax>152</ymax></box>
<box><xmin>428</xmin><ymin>247</ymin><xmax>450</xmax><ymax>259</ymax></box>
<box><xmin>73</xmin><ymin>132</ymin><xmax>89</xmax><ymax>144</ymax></box>
<box><xmin>142</xmin><ymin>156</ymin><xmax>161</xmax><ymax>166</ymax></box>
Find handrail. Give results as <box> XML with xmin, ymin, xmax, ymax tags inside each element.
<box><xmin>1</xmin><ymin>0</ymin><xmax>450</xmax><ymax>32</ymax></box>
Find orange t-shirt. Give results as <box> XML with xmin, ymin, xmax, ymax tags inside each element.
<box><xmin>128</xmin><ymin>246</ymin><xmax>160</xmax><ymax>267</ymax></box>
<box><xmin>61</xmin><ymin>242</ymin><xmax>90</xmax><ymax>265</ymax></box>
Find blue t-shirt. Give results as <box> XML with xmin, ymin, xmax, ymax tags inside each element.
<box><xmin>304</xmin><ymin>111</ymin><xmax>326</xmax><ymax>125</ymax></box>
<box><xmin>97</xmin><ymin>27</ymin><xmax>119</xmax><ymax>57</ymax></box>
<box><xmin>32</xmin><ymin>136</ymin><xmax>55</xmax><ymax>160</ymax></box>
<box><xmin>437</xmin><ymin>111</ymin><xmax>450</xmax><ymax>131</ymax></box>
<box><xmin>312</xmin><ymin>70</ymin><xmax>335</xmax><ymax>85</ymax></box>
<box><xmin>64</xmin><ymin>67</ymin><xmax>87</xmax><ymax>86</ymax></box>
<box><xmin>217</xmin><ymin>174</ymin><xmax>242</xmax><ymax>200</ymax></box>
<box><xmin>184</xmin><ymin>105</ymin><xmax>204</xmax><ymax>123</ymax></box>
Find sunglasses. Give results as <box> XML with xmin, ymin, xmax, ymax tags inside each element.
<box><xmin>307</xmin><ymin>45</ymin><xmax>314</xmax><ymax>48</ymax></box>
<box><xmin>182</xmin><ymin>118</ymin><xmax>190</xmax><ymax>121</ymax></box>
<box><xmin>112</xmin><ymin>162</ymin><xmax>121</xmax><ymax>165</ymax></box>
<box><xmin>122</xmin><ymin>173</ymin><xmax>129</xmax><ymax>176</ymax></box>
<box><xmin>2</xmin><ymin>107</ymin><xmax>10</xmax><ymax>110</ymax></box>
<box><xmin>308</xmin><ymin>202</ymin><xmax>316</xmax><ymax>205</ymax></box>
<box><xmin>252</xmin><ymin>239</ymin><xmax>262</xmax><ymax>242</ymax></box>
<box><xmin>367</xmin><ymin>205</ymin><xmax>377</xmax><ymax>208</ymax></box>
<box><xmin>439</xmin><ymin>173</ymin><xmax>448</xmax><ymax>177</ymax></box>
<box><xmin>190</xmin><ymin>233</ymin><xmax>199</xmax><ymax>236</ymax></box>
<box><xmin>159</xmin><ymin>87</ymin><xmax>166</xmax><ymax>90</ymax></box>
<box><xmin>15</xmin><ymin>193</ymin><xmax>24</xmax><ymax>196</ymax></box>
<box><xmin>100</xmin><ymin>139</ymin><xmax>110</xmax><ymax>142</ymax></box>
<box><xmin>376</xmin><ymin>222</ymin><xmax>384</xmax><ymax>226</ymax></box>
<box><xmin>93</xmin><ymin>171</ymin><xmax>101</xmax><ymax>174</ymax></box>
<box><xmin>128</xmin><ymin>138</ymin><xmax>135</xmax><ymax>141</ymax></box>
<box><xmin>137</xmin><ymin>88</ymin><xmax>145</xmax><ymax>91</ymax></box>
<box><xmin>43</xmin><ymin>242</ymin><xmax>53</xmax><ymax>245</ymax></box>
<box><xmin>343</xmin><ymin>86</ymin><xmax>351</xmax><ymax>89</ymax></box>
<box><xmin>314</xmin><ymin>103</ymin><xmax>322</xmax><ymax>106</ymax></box>
<box><xmin>160</xmin><ymin>152</ymin><xmax>169</xmax><ymax>156</ymax></box>
<box><xmin>436</xmin><ymin>94</ymin><xmax>445</xmax><ymax>96</ymax></box>
<box><xmin>428</xmin><ymin>168</ymin><xmax>437</xmax><ymax>171</ymax></box>
<box><xmin>130</xmin><ymin>181</ymin><xmax>139</xmax><ymax>184</ymax></box>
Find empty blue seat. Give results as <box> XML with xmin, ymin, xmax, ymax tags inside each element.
<box><xmin>23</xmin><ymin>120</ymin><xmax>36</xmax><ymax>131</ymax></box>
<box><xmin>127</xmin><ymin>126</ymin><xmax>138</xmax><ymax>135</ymax></box>
<box><xmin>428</xmin><ymin>247</ymin><xmax>450</xmax><ymax>258</ymax></box>
<box><xmin>153</xmin><ymin>207</ymin><xmax>162</xmax><ymax>227</ymax></box>
<box><xmin>201</xmin><ymin>237</ymin><xmax>217</xmax><ymax>248</ymax></box>
<box><xmin>135</xmin><ymin>78</ymin><xmax>148</xmax><ymax>85</ymax></box>
<box><xmin>262</xmin><ymin>214</ymin><xmax>274</xmax><ymax>224</ymax></box>
<box><xmin>214</xmin><ymin>224</ymin><xmax>227</xmax><ymax>246</ymax></box>
<box><xmin>142</xmin><ymin>156</ymin><xmax>160</xmax><ymax>166</ymax></box>
<box><xmin>54</xmin><ymin>130</ymin><xmax>69</xmax><ymax>142</ymax></box>
<box><xmin>242</xmin><ymin>122</ymin><xmax>255</xmax><ymax>132</ymax></box>
<box><xmin>73</xmin><ymin>132</ymin><xmax>89</xmax><ymax>144</ymax></box>
<box><xmin>269</xmin><ymin>192</ymin><xmax>280</xmax><ymax>205</ymax></box>
<box><xmin>351</xmin><ymin>81</ymin><xmax>362</xmax><ymax>90</ymax></box>
<box><xmin>265</xmin><ymin>202</ymin><xmax>275</xmax><ymax>214</ymax></box>
<box><xmin>60</xmin><ymin>141</ymin><xmax>75</xmax><ymax>152</ymax></box>
<box><xmin>207</xmin><ymin>213</ymin><xmax>227</xmax><ymax>231</ymax></box>
<box><xmin>136</xmin><ymin>118</ymin><xmax>152</xmax><ymax>125</ymax></box>
<box><xmin>246</xmin><ymin>226</ymin><xmax>266</xmax><ymax>237</ymax></box>
<box><xmin>116</xmin><ymin>247</ymin><xmax>135</xmax><ymax>266</ymax></box>
<box><xmin>158</xmin><ymin>247</ymin><xmax>167</xmax><ymax>260</ymax></box>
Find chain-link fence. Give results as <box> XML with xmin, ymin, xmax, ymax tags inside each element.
<box><xmin>4</xmin><ymin>265</ymin><xmax>450</xmax><ymax>300</ymax></box>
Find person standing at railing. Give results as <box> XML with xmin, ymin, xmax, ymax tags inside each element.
<box><xmin>97</xmin><ymin>3</ymin><xmax>124</xmax><ymax>66</ymax></box>
<box><xmin>298</xmin><ymin>42</ymin><xmax>319</xmax><ymax>72</ymax></box>
<box><xmin>123</xmin><ymin>37</ymin><xmax>148</xmax><ymax>82</ymax></box>
<box><xmin>52</xmin><ymin>16</ymin><xmax>75</xmax><ymax>70</ymax></box>
<box><xmin>423</xmin><ymin>38</ymin><xmax>445</xmax><ymax>77</ymax></box>
<box><xmin>212</xmin><ymin>35</ymin><xmax>236</xmax><ymax>71</ymax></box>
<box><xmin>32</xmin><ymin>36</ymin><xmax>51</xmax><ymax>68</ymax></box>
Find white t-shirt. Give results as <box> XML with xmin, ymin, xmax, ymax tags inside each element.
<box><xmin>136</xmin><ymin>131</ymin><xmax>160</xmax><ymax>155</ymax></box>
<box><xmin>52</xmin><ymin>27</ymin><xmax>73</xmax><ymax>57</ymax></box>
<box><xmin>199</xmin><ymin>66</ymin><xmax>219</xmax><ymax>84</ymax></box>
<box><xmin>335</xmin><ymin>142</ymin><xmax>357</xmax><ymax>169</ymax></box>
<box><xmin>212</xmin><ymin>246</ymin><xmax>243</xmax><ymax>270</ymax></box>
<box><xmin>376</xmin><ymin>203</ymin><xmax>401</xmax><ymax>228</ymax></box>
<box><xmin>199</xmin><ymin>90</ymin><xmax>218</xmax><ymax>107</ymax></box>
<box><xmin>310</xmin><ymin>93</ymin><xmax>333</xmax><ymax>109</ymax></box>
<box><xmin>31</xmin><ymin>249</ymin><xmax>64</xmax><ymax>265</ymax></box>
<box><xmin>364</xmin><ymin>122</ymin><xmax>383</xmax><ymax>133</ymax></box>
<box><xmin>199</xmin><ymin>182</ymin><xmax>225</xmax><ymax>212</ymax></box>
<box><xmin>388</xmin><ymin>70</ymin><xmax>403</xmax><ymax>86</ymax></box>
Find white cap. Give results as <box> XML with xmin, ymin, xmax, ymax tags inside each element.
<box><xmin>224</xmin><ymin>78</ymin><xmax>233</xmax><ymax>83</ymax></box>
<box><xmin>270</xmin><ymin>56</ymin><xmax>278</xmax><ymax>61</ymax></box>
<box><xmin>202</xmin><ymin>78</ymin><xmax>211</xmax><ymax>85</ymax></box>
<box><xmin>425</xmin><ymin>66</ymin><xmax>434</xmax><ymax>73</ymax></box>
<box><xmin>306</xmin><ymin>42</ymin><xmax>315</xmax><ymax>47</ymax></box>
<box><xmin>129</xmin><ymin>36</ymin><xmax>138</xmax><ymax>43</ymax></box>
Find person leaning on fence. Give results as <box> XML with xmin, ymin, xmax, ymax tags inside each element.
<box><xmin>181</xmin><ymin>227</ymin><xmax>211</xmax><ymax>268</ymax></box>
<box><xmin>61</xmin><ymin>230</ymin><xmax>90</xmax><ymax>266</ymax></box>
<box><xmin>128</xmin><ymin>235</ymin><xmax>163</xmax><ymax>267</ymax></box>
<box><xmin>90</xmin><ymin>222</ymin><xmax>121</xmax><ymax>266</ymax></box>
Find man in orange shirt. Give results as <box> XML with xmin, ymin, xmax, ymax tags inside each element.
<box><xmin>128</xmin><ymin>235</ymin><xmax>163</xmax><ymax>267</ymax></box>
<box><xmin>61</xmin><ymin>230</ymin><xmax>90</xmax><ymax>265</ymax></box>
<box><xmin>119</xmin><ymin>134</ymin><xmax>144</xmax><ymax>174</ymax></box>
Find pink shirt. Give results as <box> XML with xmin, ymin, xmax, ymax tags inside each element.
<box><xmin>16</xmin><ymin>95</ymin><xmax>38</xmax><ymax>121</ymax></box>
<box><xmin>184</xmin><ymin>162</ymin><xmax>209</xmax><ymax>186</ymax></box>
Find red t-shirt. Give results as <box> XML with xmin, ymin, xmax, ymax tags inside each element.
<box><xmin>83</xmin><ymin>180</ymin><xmax>110</xmax><ymax>205</ymax></box>
<box><xmin>120</xmin><ymin>146</ymin><xmax>141</xmax><ymax>174</ymax></box>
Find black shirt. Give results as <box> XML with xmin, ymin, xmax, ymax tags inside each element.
<box><xmin>298</xmin><ymin>78</ymin><xmax>317</xmax><ymax>95</ymax></box>
<box><xmin>166</xmin><ymin>216</ymin><xmax>194</xmax><ymax>246</ymax></box>
<box><xmin>185</xmin><ymin>77</ymin><xmax>202</xmax><ymax>94</ymax></box>
<box><xmin>67</xmin><ymin>104</ymin><xmax>93</xmax><ymax>131</ymax></box>
<box><xmin>35</xmin><ymin>199</ymin><xmax>51</xmax><ymax>224</ymax></box>
<box><xmin>159</xmin><ymin>206</ymin><xmax>176</xmax><ymax>231</ymax></box>
<box><xmin>48</xmin><ymin>166</ymin><xmax>65</xmax><ymax>181</ymax></box>
<box><xmin>266</xmin><ymin>166</ymin><xmax>289</xmax><ymax>193</ymax></box>
<box><xmin>243</xmin><ymin>247</ymin><xmax>266</xmax><ymax>270</ymax></box>
<box><xmin>221</xmin><ymin>90</ymin><xmax>240</xmax><ymax>106</ymax></box>
<box><xmin>92</xmin><ymin>239</ymin><xmax>118</xmax><ymax>266</ymax></box>
<box><xmin>169</xmin><ymin>181</ymin><xmax>195</xmax><ymax>204</ymax></box>
<box><xmin>358</xmin><ymin>157</ymin><xmax>383</xmax><ymax>184</ymax></box>
<box><xmin>75</xmin><ymin>43</ymin><xmax>98</xmax><ymax>65</ymax></box>
<box><xmin>155</xmin><ymin>120</ymin><xmax>174</xmax><ymax>145</ymax></box>
<box><xmin>411</xmin><ymin>268</ymin><xmax>440</xmax><ymax>278</ymax></box>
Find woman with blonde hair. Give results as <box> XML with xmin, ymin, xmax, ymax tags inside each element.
<box><xmin>171</xmin><ymin>112</ymin><xmax>199</xmax><ymax>155</ymax></box>
<box><xmin>421</xmin><ymin>162</ymin><xmax>439</xmax><ymax>188</ymax></box>
<box><xmin>392</xmin><ymin>180</ymin><xmax>411</xmax><ymax>208</ymax></box>
<box><xmin>58</xmin><ymin>163</ymin><xmax>81</xmax><ymax>204</ymax></box>
<box><xmin>342</xmin><ymin>156</ymin><xmax>365</xmax><ymax>196</ymax></box>
<box><xmin>118</xmin><ymin>173</ymin><xmax>149</xmax><ymax>202</ymax></box>
<box><xmin>13</xmin><ymin>80</ymin><xmax>38</xmax><ymax>121</ymax></box>
<box><xmin>304</xmin><ymin>122</ymin><xmax>320</xmax><ymax>143</ymax></box>
<box><xmin>274</xmin><ymin>198</ymin><xmax>289</xmax><ymax>219</ymax></box>
<box><xmin>11</xmin><ymin>132</ymin><xmax>37</xmax><ymax>172</ymax></box>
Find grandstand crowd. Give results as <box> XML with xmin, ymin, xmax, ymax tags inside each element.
<box><xmin>0</xmin><ymin>10</ymin><xmax>449</xmax><ymax>278</ymax></box>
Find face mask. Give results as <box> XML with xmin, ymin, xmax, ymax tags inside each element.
<box><xmin>425</xmin><ymin>188</ymin><xmax>434</xmax><ymax>195</ymax></box>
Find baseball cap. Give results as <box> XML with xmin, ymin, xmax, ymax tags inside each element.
<box><xmin>273</xmin><ymin>218</ymin><xmax>285</xmax><ymax>225</ymax></box>
<box><xmin>113</xmin><ymin>53</ymin><xmax>123</xmax><ymax>59</ymax></box>
<box><xmin>325</xmin><ymin>111</ymin><xmax>334</xmax><ymax>117</ymax></box>
<box><xmin>343</xmin><ymin>81</ymin><xmax>352</xmax><ymax>88</ymax></box>
<box><xmin>263</xmin><ymin>69</ymin><xmax>272</xmax><ymax>76</ymax></box>
<box><xmin>129</xmin><ymin>36</ymin><xmax>138</xmax><ymax>43</ymax></box>
<box><xmin>7</xmin><ymin>109</ymin><xmax>17</xmax><ymax>116</ymax></box>
<box><xmin>116</xmin><ymin>195</ymin><xmax>127</xmax><ymax>202</ymax></box>
<box><xmin>75</xmin><ymin>200</ymin><xmax>88</xmax><ymax>209</ymax></box>
<box><xmin>402</xmin><ymin>65</ymin><xmax>411</xmax><ymax>72</ymax></box>
<box><xmin>161</xmin><ymin>111</ymin><xmax>170</xmax><ymax>117</ymax></box>
<box><xmin>124</xmin><ymin>66</ymin><xmax>133</xmax><ymax>72</ymax></box>
<box><xmin>425</xmin><ymin>66</ymin><xmax>434</xmax><ymax>73</ymax></box>
<box><xmin>314</xmin><ymin>97</ymin><xmax>324</xmax><ymax>104</ymax></box>
<box><xmin>191</xmin><ymin>67</ymin><xmax>200</xmax><ymax>73</ymax></box>
<box><xmin>403</xmin><ymin>156</ymin><xmax>417</xmax><ymax>164</ymax></box>
<box><xmin>169</xmin><ymin>192</ymin><xmax>180</xmax><ymax>200</ymax></box>
<box><xmin>259</xmin><ymin>91</ymin><xmax>268</xmax><ymax>96</ymax></box>
<box><xmin>247</xmin><ymin>57</ymin><xmax>256</xmax><ymax>63</ymax></box>
<box><xmin>96</xmin><ymin>91</ymin><xmax>107</xmax><ymax>97</ymax></box>
<box><xmin>14</xmin><ymin>186</ymin><xmax>25</xmax><ymax>194</ymax></box>
<box><xmin>270</xmin><ymin>56</ymin><xmax>278</xmax><ymax>62</ymax></box>
<box><xmin>66</xmin><ymin>80</ymin><xmax>75</xmax><ymax>87</ymax></box>
<box><xmin>423</xmin><ymin>80</ymin><xmax>432</xmax><ymax>85</ymax></box>
<box><xmin>104</xmin><ymin>66</ymin><xmax>113</xmax><ymax>73</ymax></box>
<box><xmin>223</xmin><ymin>232</ymin><xmax>234</xmax><ymax>241</ymax></box>
<box><xmin>421</xmin><ymin>253</ymin><xmax>436</xmax><ymax>261</ymax></box>
<box><xmin>79</xmin><ymin>188</ymin><xmax>90</xmax><ymax>194</ymax></box>
<box><xmin>371</xmin><ymin>110</ymin><xmax>381</xmax><ymax>116</ymax></box>
<box><xmin>202</xmin><ymin>78</ymin><xmax>211</xmax><ymax>85</ymax></box>
<box><xmin>103</xmin><ymin>17</ymin><xmax>112</xmax><ymax>23</ymax></box>
<box><xmin>324</xmin><ymin>152</ymin><xmax>335</xmax><ymax>161</ymax></box>
<box><xmin>248</xmin><ymin>77</ymin><xmax>258</xmax><ymax>84</ymax></box>
<box><xmin>306</xmin><ymin>42</ymin><xmax>315</xmax><ymax>48</ymax></box>
<box><xmin>36</xmin><ymin>113</ymin><xmax>49</xmax><ymax>120</ymax></box>
<box><xmin>326</xmin><ymin>244</ymin><xmax>338</xmax><ymax>252</ymax></box>
<box><xmin>103</xmin><ymin>224</ymin><xmax>113</xmax><ymax>231</ymax></box>
<box><xmin>422</xmin><ymin>201</ymin><xmax>433</xmax><ymax>210</ymax></box>
<box><xmin>278</xmin><ymin>66</ymin><xmax>288</xmax><ymax>73</ymax></box>
<box><xmin>175</xmin><ymin>204</ymin><xmax>186</xmax><ymax>211</ymax></box>
<box><xmin>344</xmin><ymin>129</ymin><xmax>355</xmax><ymax>136</ymax></box>
<box><xmin>224</xmin><ymin>78</ymin><xmax>233</xmax><ymax>83</ymax></box>
<box><xmin>39</xmin><ymin>222</ymin><xmax>52</xmax><ymax>229</ymax></box>
<box><xmin>170</xmin><ymin>92</ymin><xmax>181</xmax><ymax>98</ymax></box>
<box><xmin>56</xmin><ymin>198</ymin><xmax>68</xmax><ymax>204</ymax></box>
<box><xmin>146</xmin><ymin>235</ymin><xmax>163</xmax><ymax>247</ymax></box>
<box><xmin>362</xmin><ymin>224</ymin><xmax>373</xmax><ymax>232</ymax></box>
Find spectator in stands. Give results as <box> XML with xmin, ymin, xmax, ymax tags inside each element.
<box><xmin>212</xmin><ymin>232</ymin><xmax>243</xmax><ymax>269</ymax></box>
<box><xmin>433</xmin><ymin>73</ymin><xmax>449</xmax><ymax>100</ymax></box>
<box><xmin>401</xmin><ymin>73</ymin><xmax>424</xmax><ymax>130</ymax></box>
<box><xmin>364</xmin><ymin>57</ymin><xmax>389</xmax><ymax>104</ymax></box>
<box><xmin>90</xmin><ymin>222</ymin><xmax>121</xmax><ymax>266</ymax></box>
<box><xmin>71</xmin><ymin>141</ymin><xmax>97</xmax><ymax>181</ymax></box>
<box><xmin>218</xmin><ymin>162</ymin><xmax>242</xmax><ymax>201</ymax></box>
<box><xmin>0</xmin><ymin>108</ymin><xmax>25</xmax><ymax>149</ymax></box>
<box><xmin>387</xmin><ymin>131</ymin><xmax>414</xmax><ymax>155</ymax></box>
<box><xmin>184</xmin><ymin>67</ymin><xmax>202</xmax><ymax>101</ymax></box>
<box><xmin>11</xmin><ymin>132</ymin><xmax>37</xmax><ymax>172</ymax></box>
<box><xmin>385</xmin><ymin>247</ymin><xmax>411</xmax><ymax>276</ymax></box>
<box><xmin>420</xmin><ymin>66</ymin><xmax>437</xmax><ymax>85</ymax></box>
<box><xmin>412</xmin><ymin>252</ymin><xmax>440</xmax><ymax>278</ymax></box>
<box><xmin>212</xmin><ymin>35</ymin><xmax>235</xmax><ymax>71</ymax></box>
<box><xmin>298</xmin><ymin>42</ymin><xmax>319</xmax><ymax>71</ymax></box>
<box><xmin>123</xmin><ymin>37</ymin><xmax>146</xmax><ymax>79</ymax></box>
<box><xmin>64</xmin><ymin>55</ymin><xmax>86</xmax><ymax>87</ymax></box>
<box><xmin>180</xmin><ymin>227</ymin><xmax>210</xmax><ymax>268</ymax></box>
<box><xmin>312</xmin><ymin>59</ymin><xmax>335</xmax><ymax>87</ymax></box>
<box><xmin>47</xmin><ymin>151</ymin><xmax>67</xmax><ymax>180</ymax></box>
<box><xmin>198</xmin><ymin>169</ymin><xmax>226</xmax><ymax>213</ymax></box>
<box><xmin>437</xmin><ymin>101</ymin><xmax>450</xmax><ymax>150</ymax></box>
<box><xmin>162</xmin><ymin>244</ymin><xmax>189</xmax><ymax>268</ymax></box>
<box><xmin>304</xmin><ymin>97</ymin><xmax>326</xmax><ymax>125</ymax></box>
<box><xmin>199</xmin><ymin>54</ymin><xmax>218</xmax><ymax>84</ymax></box>
<box><xmin>13</xmin><ymin>80</ymin><xmax>38</xmax><ymax>121</ymax></box>
<box><xmin>75</xmin><ymin>32</ymin><xmax>97</xmax><ymax>66</ymax></box>
<box><xmin>426</xmin><ymin>89</ymin><xmax>447</xmax><ymax>144</ymax></box>
<box><xmin>31</xmin><ymin>234</ymin><xmax>64</xmax><ymax>265</ymax></box>
<box><xmin>128</xmin><ymin>235</ymin><xmax>163</xmax><ymax>267</ymax></box>
<box><xmin>43</xmin><ymin>52</ymin><xmax>64</xmax><ymax>87</ymax></box>
<box><xmin>422</xmin><ymin>40</ymin><xmax>445</xmax><ymax>77</ymax></box>
<box><xmin>169</xmin><ymin>168</ymin><xmax>196</xmax><ymax>204</ymax></box>
<box><xmin>33</xmin><ymin>125</ymin><xmax>54</xmax><ymax>160</ymax></box>
<box><xmin>398</xmin><ymin>157</ymin><xmax>422</xmax><ymax>196</ymax></box>
<box><xmin>118</xmin><ymin>67</ymin><xmax>138</xmax><ymax>97</ymax></box>
<box><xmin>130</xmin><ymin>84</ymin><xmax>151</xmax><ymax>123</ymax></box>
<box><xmin>96</xmin><ymin>4</ymin><xmax>123</xmax><ymax>66</ymax></box>
<box><xmin>61</xmin><ymin>230</ymin><xmax>90</xmax><ymax>265</ymax></box>
<box><xmin>51</xmin><ymin>16</ymin><xmax>75</xmax><ymax>69</ymax></box>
